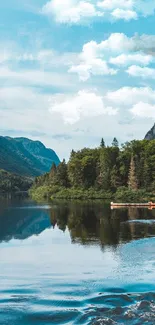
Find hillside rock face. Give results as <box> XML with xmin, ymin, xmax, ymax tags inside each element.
<box><xmin>145</xmin><ymin>124</ymin><xmax>155</xmax><ymax>140</ymax></box>
<box><xmin>0</xmin><ymin>136</ymin><xmax>60</xmax><ymax>177</ymax></box>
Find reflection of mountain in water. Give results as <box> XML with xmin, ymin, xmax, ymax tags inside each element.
<box><xmin>1</xmin><ymin>199</ymin><xmax>155</xmax><ymax>247</ymax></box>
<box><xmin>0</xmin><ymin>200</ymin><xmax>52</xmax><ymax>242</ymax></box>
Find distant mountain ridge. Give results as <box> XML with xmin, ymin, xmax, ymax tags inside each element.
<box><xmin>0</xmin><ymin>136</ymin><xmax>60</xmax><ymax>177</ymax></box>
<box><xmin>144</xmin><ymin>124</ymin><xmax>155</xmax><ymax>140</ymax></box>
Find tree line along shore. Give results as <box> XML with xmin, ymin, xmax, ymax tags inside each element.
<box><xmin>30</xmin><ymin>138</ymin><xmax>155</xmax><ymax>202</ymax></box>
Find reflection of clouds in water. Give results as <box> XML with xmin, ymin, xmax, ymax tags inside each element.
<box><xmin>123</xmin><ymin>219</ymin><xmax>155</xmax><ymax>224</ymax></box>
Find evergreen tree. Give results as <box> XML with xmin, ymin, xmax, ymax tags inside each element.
<box><xmin>110</xmin><ymin>165</ymin><xmax>121</xmax><ymax>189</ymax></box>
<box><xmin>128</xmin><ymin>155</ymin><xmax>138</xmax><ymax>190</ymax></box>
<box><xmin>97</xmin><ymin>148</ymin><xmax>111</xmax><ymax>190</ymax></box>
<box><xmin>68</xmin><ymin>157</ymin><xmax>83</xmax><ymax>187</ymax></box>
<box><xmin>112</xmin><ymin>137</ymin><xmax>119</xmax><ymax>147</ymax></box>
<box><xmin>100</xmin><ymin>138</ymin><xmax>105</xmax><ymax>148</ymax></box>
<box><xmin>81</xmin><ymin>155</ymin><xmax>97</xmax><ymax>188</ymax></box>
<box><xmin>56</xmin><ymin>159</ymin><xmax>70</xmax><ymax>187</ymax></box>
<box><xmin>49</xmin><ymin>162</ymin><xmax>57</xmax><ymax>185</ymax></box>
<box><xmin>143</xmin><ymin>160</ymin><xmax>152</xmax><ymax>189</ymax></box>
<box><xmin>49</xmin><ymin>163</ymin><xmax>57</xmax><ymax>177</ymax></box>
<box><xmin>70</xmin><ymin>149</ymin><xmax>75</xmax><ymax>158</ymax></box>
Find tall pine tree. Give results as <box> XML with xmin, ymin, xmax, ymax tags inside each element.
<box><xmin>128</xmin><ymin>155</ymin><xmax>138</xmax><ymax>190</ymax></box>
<box><xmin>100</xmin><ymin>138</ymin><xmax>105</xmax><ymax>148</ymax></box>
<box><xmin>56</xmin><ymin>159</ymin><xmax>70</xmax><ymax>187</ymax></box>
<box><xmin>112</xmin><ymin>137</ymin><xmax>119</xmax><ymax>147</ymax></box>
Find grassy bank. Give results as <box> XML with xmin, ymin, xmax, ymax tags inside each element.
<box><xmin>29</xmin><ymin>186</ymin><xmax>112</xmax><ymax>201</ymax></box>
<box><xmin>29</xmin><ymin>185</ymin><xmax>155</xmax><ymax>203</ymax></box>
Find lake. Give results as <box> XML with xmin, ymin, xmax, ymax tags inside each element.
<box><xmin>0</xmin><ymin>197</ymin><xmax>155</xmax><ymax>324</ymax></box>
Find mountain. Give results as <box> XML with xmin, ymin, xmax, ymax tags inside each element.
<box><xmin>0</xmin><ymin>136</ymin><xmax>60</xmax><ymax>177</ymax></box>
<box><xmin>144</xmin><ymin>124</ymin><xmax>155</xmax><ymax>140</ymax></box>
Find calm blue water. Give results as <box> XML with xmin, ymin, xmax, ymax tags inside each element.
<box><xmin>0</xmin><ymin>198</ymin><xmax>155</xmax><ymax>324</ymax></box>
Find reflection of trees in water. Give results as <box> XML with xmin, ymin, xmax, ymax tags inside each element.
<box><xmin>2</xmin><ymin>198</ymin><xmax>155</xmax><ymax>246</ymax></box>
<box><xmin>49</xmin><ymin>203</ymin><xmax>155</xmax><ymax>249</ymax></box>
<box><xmin>125</xmin><ymin>207</ymin><xmax>155</xmax><ymax>240</ymax></box>
<box><xmin>50</xmin><ymin>204</ymin><xmax>69</xmax><ymax>232</ymax></box>
<box><xmin>68</xmin><ymin>205</ymin><xmax>99</xmax><ymax>245</ymax></box>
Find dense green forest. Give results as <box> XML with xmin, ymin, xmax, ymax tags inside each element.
<box><xmin>30</xmin><ymin>139</ymin><xmax>155</xmax><ymax>202</ymax></box>
<box><xmin>0</xmin><ymin>169</ymin><xmax>33</xmax><ymax>193</ymax></box>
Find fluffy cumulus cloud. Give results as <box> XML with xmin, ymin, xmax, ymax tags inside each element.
<box><xmin>97</xmin><ymin>0</ymin><xmax>133</xmax><ymax>10</ymax></box>
<box><xmin>106</xmin><ymin>86</ymin><xmax>155</xmax><ymax>120</ymax></box>
<box><xmin>81</xmin><ymin>33</ymin><xmax>155</xmax><ymax>56</ymax></box>
<box><xmin>111</xmin><ymin>8</ymin><xmax>137</xmax><ymax>20</ymax></box>
<box><xmin>130</xmin><ymin>102</ymin><xmax>155</xmax><ymax>119</ymax></box>
<box><xmin>106</xmin><ymin>87</ymin><xmax>155</xmax><ymax>105</ymax></box>
<box><xmin>68</xmin><ymin>33</ymin><xmax>155</xmax><ymax>81</ymax></box>
<box><xmin>48</xmin><ymin>86</ymin><xmax>155</xmax><ymax>126</ymax></box>
<box><xmin>42</xmin><ymin>0</ymin><xmax>103</xmax><ymax>24</ymax></box>
<box><xmin>69</xmin><ymin>58</ymin><xmax>117</xmax><ymax>81</ymax></box>
<box><xmin>127</xmin><ymin>65</ymin><xmax>155</xmax><ymax>79</ymax></box>
<box><xmin>42</xmin><ymin>0</ymin><xmax>155</xmax><ymax>23</ymax></box>
<box><xmin>110</xmin><ymin>53</ymin><xmax>152</xmax><ymax>66</ymax></box>
<box><xmin>49</xmin><ymin>90</ymin><xmax>118</xmax><ymax>124</ymax></box>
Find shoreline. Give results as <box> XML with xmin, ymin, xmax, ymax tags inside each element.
<box><xmin>29</xmin><ymin>186</ymin><xmax>155</xmax><ymax>203</ymax></box>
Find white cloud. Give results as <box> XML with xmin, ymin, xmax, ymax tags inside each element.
<box><xmin>110</xmin><ymin>53</ymin><xmax>152</xmax><ymax>66</ymax></box>
<box><xmin>42</xmin><ymin>0</ymin><xmax>155</xmax><ymax>24</ymax></box>
<box><xmin>68</xmin><ymin>33</ymin><xmax>133</xmax><ymax>80</ymax></box>
<box><xmin>42</xmin><ymin>0</ymin><xmax>103</xmax><ymax>24</ymax></box>
<box><xmin>97</xmin><ymin>0</ymin><xmax>133</xmax><ymax>10</ymax></box>
<box><xmin>49</xmin><ymin>90</ymin><xmax>118</xmax><ymax>124</ymax></box>
<box><xmin>111</xmin><ymin>8</ymin><xmax>137</xmax><ymax>20</ymax></box>
<box><xmin>0</xmin><ymin>65</ymin><xmax>76</xmax><ymax>89</ymax></box>
<box><xmin>87</xmin><ymin>33</ymin><xmax>155</xmax><ymax>54</ymax></box>
<box><xmin>105</xmin><ymin>86</ymin><xmax>155</xmax><ymax>122</ymax></box>
<box><xmin>68</xmin><ymin>33</ymin><xmax>155</xmax><ymax>80</ymax></box>
<box><xmin>81</xmin><ymin>33</ymin><xmax>134</xmax><ymax>54</ymax></box>
<box><xmin>130</xmin><ymin>102</ymin><xmax>155</xmax><ymax>119</ymax></box>
<box><xmin>0</xmin><ymin>87</ymin><xmax>48</xmax><ymax>111</ymax></box>
<box><xmin>106</xmin><ymin>87</ymin><xmax>155</xmax><ymax>106</ymax></box>
<box><xmin>69</xmin><ymin>58</ymin><xmax>117</xmax><ymax>81</ymax></box>
<box><xmin>127</xmin><ymin>65</ymin><xmax>155</xmax><ymax>79</ymax></box>
<box><xmin>2</xmin><ymin>33</ymin><xmax>155</xmax><ymax>86</ymax></box>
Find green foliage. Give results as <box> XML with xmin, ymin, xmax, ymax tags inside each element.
<box><xmin>51</xmin><ymin>188</ymin><xmax>112</xmax><ymax>200</ymax></box>
<box><xmin>29</xmin><ymin>185</ymin><xmax>50</xmax><ymax>200</ymax></box>
<box><xmin>114</xmin><ymin>187</ymin><xmax>148</xmax><ymax>203</ymax></box>
<box><xmin>0</xmin><ymin>169</ymin><xmax>32</xmax><ymax>193</ymax></box>
<box><xmin>56</xmin><ymin>159</ymin><xmax>70</xmax><ymax>187</ymax></box>
<box><xmin>30</xmin><ymin>138</ymin><xmax>155</xmax><ymax>202</ymax></box>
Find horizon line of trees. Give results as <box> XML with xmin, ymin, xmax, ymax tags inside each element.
<box><xmin>33</xmin><ymin>137</ymin><xmax>155</xmax><ymax>193</ymax></box>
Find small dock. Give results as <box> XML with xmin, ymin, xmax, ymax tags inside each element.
<box><xmin>111</xmin><ymin>202</ymin><xmax>155</xmax><ymax>209</ymax></box>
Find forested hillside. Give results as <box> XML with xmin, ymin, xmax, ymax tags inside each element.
<box><xmin>30</xmin><ymin>138</ymin><xmax>155</xmax><ymax>201</ymax></box>
<box><xmin>0</xmin><ymin>170</ymin><xmax>32</xmax><ymax>193</ymax></box>
<box><xmin>0</xmin><ymin>137</ymin><xmax>60</xmax><ymax>176</ymax></box>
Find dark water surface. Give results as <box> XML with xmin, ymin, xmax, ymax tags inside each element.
<box><xmin>0</xmin><ymin>198</ymin><xmax>155</xmax><ymax>324</ymax></box>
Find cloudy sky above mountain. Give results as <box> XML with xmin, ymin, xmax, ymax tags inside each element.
<box><xmin>0</xmin><ymin>0</ymin><xmax>155</xmax><ymax>159</ymax></box>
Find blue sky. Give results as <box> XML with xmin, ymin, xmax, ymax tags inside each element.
<box><xmin>1</xmin><ymin>0</ymin><xmax>155</xmax><ymax>159</ymax></box>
